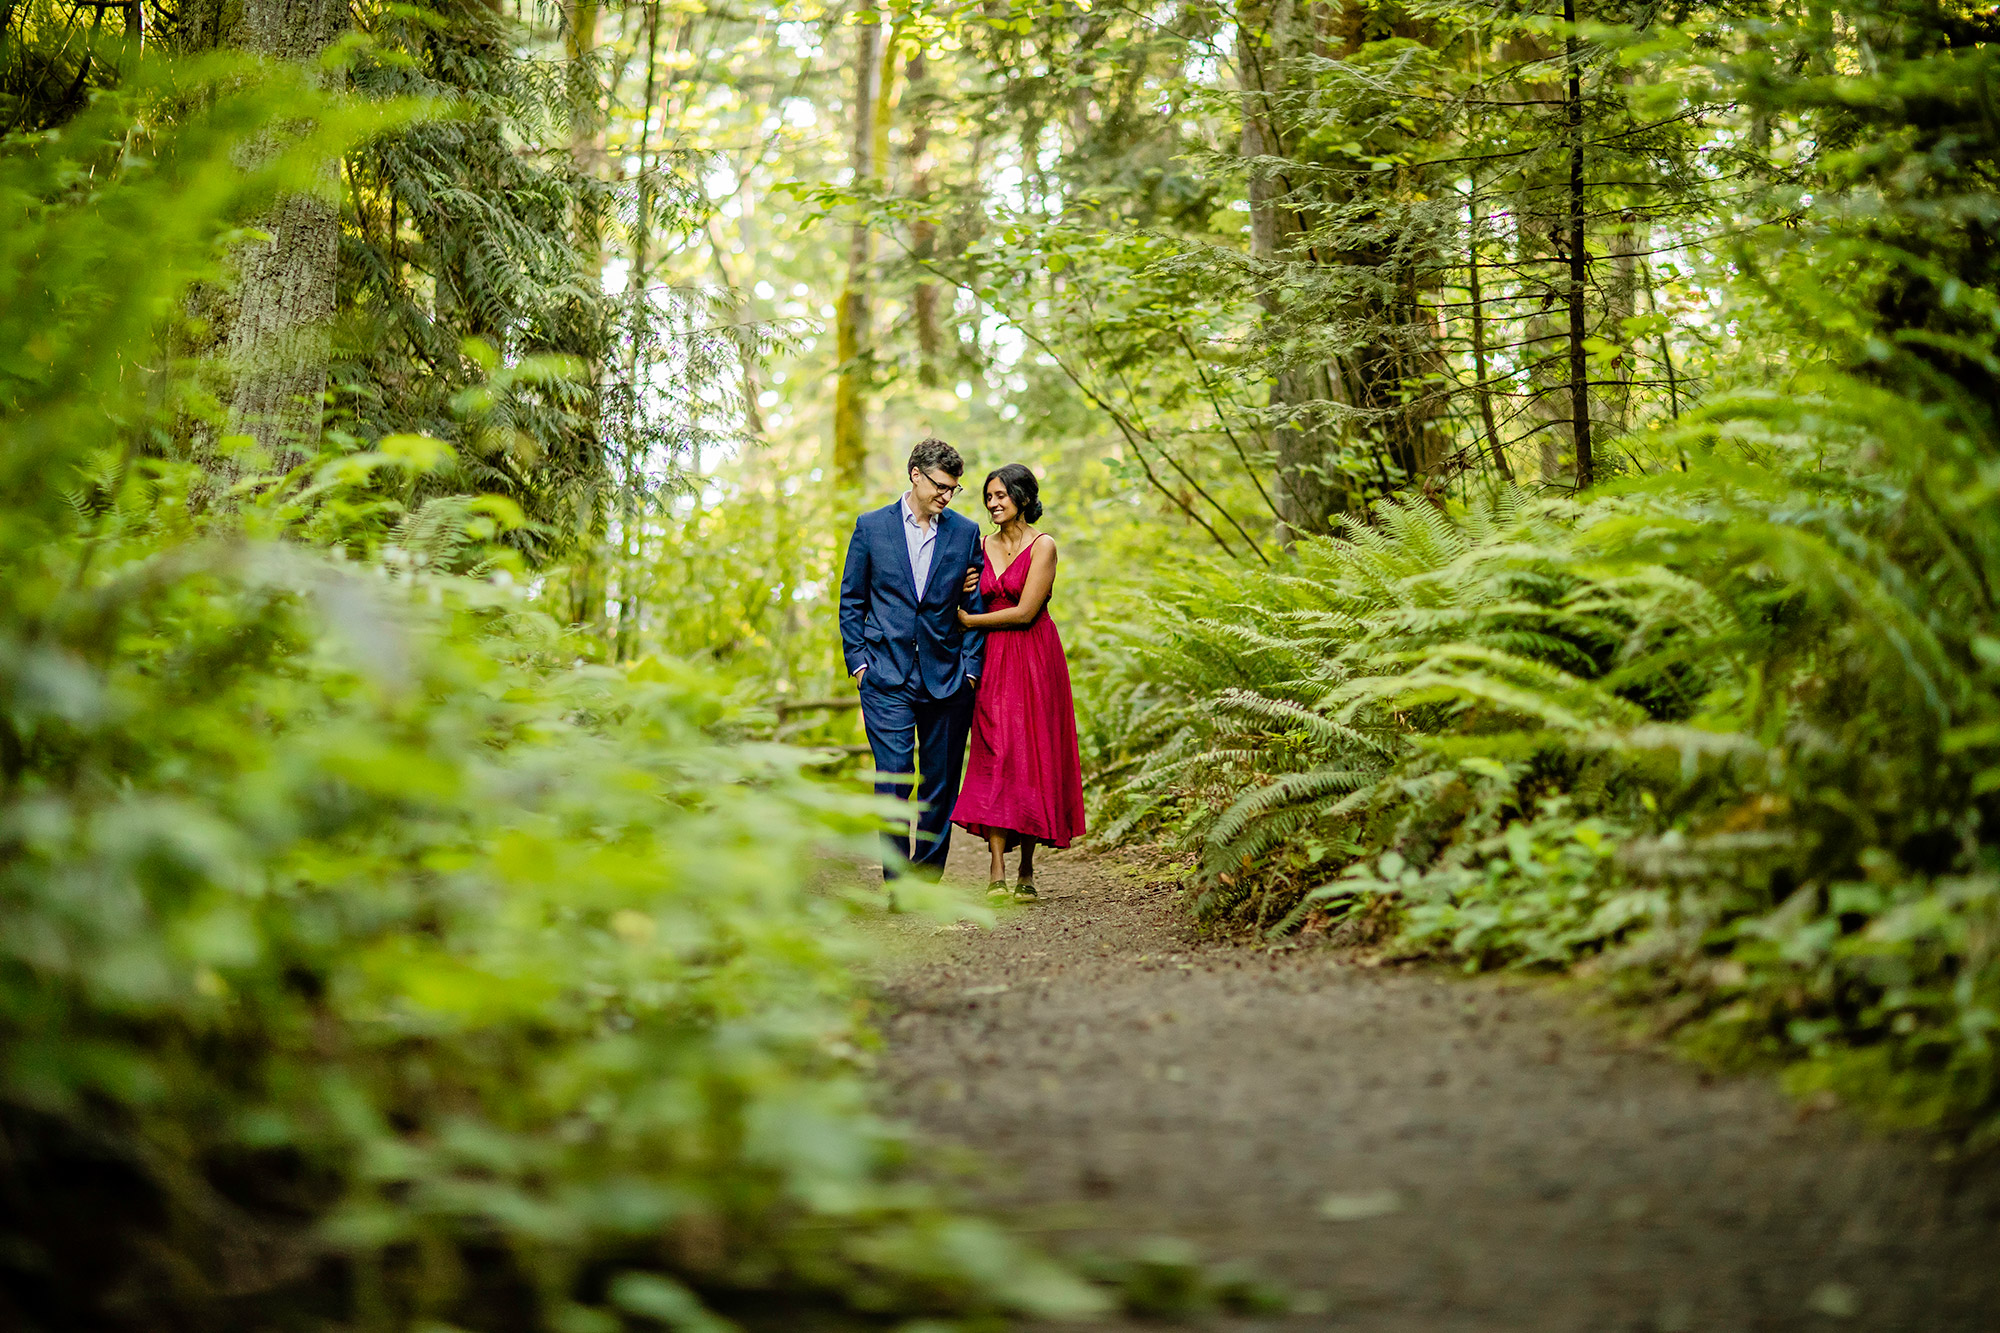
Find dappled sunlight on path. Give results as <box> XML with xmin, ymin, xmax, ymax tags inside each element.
<box><xmin>877</xmin><ymin>843</ymin><xmax>2000</xmax><ymax>1332</ymax></box>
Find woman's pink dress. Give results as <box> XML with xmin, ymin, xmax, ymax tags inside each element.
<box><xmin>952</xmin><ymin>535</ymin><xmax>1088</xmax><ymax>849</ymax></box>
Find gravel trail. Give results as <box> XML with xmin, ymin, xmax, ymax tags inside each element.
<box><xmin>875</xmin><ymin>844</ymin><xmax>2000</xmax><ymax>1332</ymax></box>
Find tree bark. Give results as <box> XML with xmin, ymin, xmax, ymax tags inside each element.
<box><xmin>906</xmin><ymin>49</ymin><xmax>940</xmax><ymax>386</ymax></box>
<box><xmin>1562</xmin><ymin>0</ymin><xmax>1593</xmax><ymax>489</ymax></box>
<box><xmin>563</xmin><ymin>0</ymin><xmax>608</xmax><ymax>636</ymax></box>
<box><xmin>204</xmin><ymin>0</ymin><xmax>349</xmax><ymax>473</ymax></box>
<box><xmin>1466</xmin><ymin>175</ymin><xmax>1512</xmax><ymax>482</ymax></box>
<box><xmin>1239</xmin><ymin>0</ymin><xmax>1456</xmax><ymax>531</ymax></box>
<box><xmin>225</xmin><ymin>192</ymin><xmax>339</xmax><ymax>469</ymax></box>
<box><xmin>1601</xmin><ymin>207</ymin><xmax>1644</xmax><ymax>437</ymax></box>
<box><xmin>872</xmin><ymin>18</ymin><xmax>899</xmax><ymax>189</ymax></box>
<box><xmin>1239</xmin><ymin>0</ymin><xmax>1353</xmax><ymax>539</ymax></box>
<box><xmin>1642</xmin><ymin>259</ymin><xmax>1681</xmax><ymax>422</ymax></box>
<box><xmin>615</xmin><ymin>1</ymin><xmax>662</xmax><ymax>665</ymax></box>
<box><xmin>832</xmin><ymin>7</ymin><xmax>881</xmax><ymax>491</ymax></box>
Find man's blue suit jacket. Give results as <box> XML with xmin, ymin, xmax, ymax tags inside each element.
<box><xmin>840</xmin><ymin>501</ymin><xmax>986</xmax><ymax>696</ymax></box>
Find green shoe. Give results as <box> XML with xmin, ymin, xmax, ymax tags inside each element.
<box><xmin>1013</xmin><ymin>879</ymin><xmax>1037</xmax><ymax>900</ymax></box>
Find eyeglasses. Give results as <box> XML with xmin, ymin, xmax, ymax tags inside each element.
<box><xmin>914</xmin><ymin>469</ymin><xmax>963</xmax><ymax>501</ymax></box>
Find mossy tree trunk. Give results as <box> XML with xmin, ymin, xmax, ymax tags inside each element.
<box><xmin>906</xmin><ymin>48</ymin><xmax>940</xmax><ymax>388</ymax></box>
<box><xmin>832</xmin><ymin>6</ymin><xmax>881</xmax><ymax>492</ymax></box>
<box><xmin>175</xmin><ymin>0</ymin><xmax>349</xmax><ymax>475</ymax></box>
<box><xmin>1239</xmin><ymin>0</ymin><xmax>1455</xmax><ymax>535</ymax></box>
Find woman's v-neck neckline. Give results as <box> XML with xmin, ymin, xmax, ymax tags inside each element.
<box><xmin>986</xmin><ymin>532</ymin><xmax>1040</xmax><ymax>580</ymax></box>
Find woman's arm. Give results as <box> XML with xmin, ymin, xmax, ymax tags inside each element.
<box><xmin>957</xmin><ymin>537</ymin><xmax>1056</xmax><ymax>628</ymax></box>
<box><xmin>958</xmin><ymin>549</ymin><xmax>986</xmax><ymax>683</ymax></box>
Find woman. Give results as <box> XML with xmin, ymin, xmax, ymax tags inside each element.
<box><xmin>951</xmin><ymin>463</ymin><xmax>1086</xmax><ymax>897</ymax></box>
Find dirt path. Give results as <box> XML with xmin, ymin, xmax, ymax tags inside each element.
<box><xmin>874</xmin><ymin>843</ymin><xmax>2000</xmax><ymax>1332</ymax></box>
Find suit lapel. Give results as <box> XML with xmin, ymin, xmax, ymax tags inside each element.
<box><xmin>881</xmin><ymin>501</ymin><xmax>918</xmax><ymax>599</ymax></box>
<box><xmin>919</xmin><ymin>511</ymin><xmax>961</xmax><ymax>607</ymax></box>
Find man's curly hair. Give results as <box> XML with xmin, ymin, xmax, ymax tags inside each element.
<box><xmin>907</xmin><ymin>437</ymin><xmax>964</xmax><ymax>479</ymax></box>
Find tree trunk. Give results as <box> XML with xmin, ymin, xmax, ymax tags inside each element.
<box><xmin>1239</xmin><ymin>0</ymin><xmax>1353</xmax><ymax>539</ymax></box>
<box><xmin>565</xmin><ymin>0</ymin><xmax>606</xmax><ymax>285</ymax></box>
<box><xmin>1381</xmin><ymin>265</ymin><xmax>1450</xmax><ymax>484</ymax></box>
<box><xmin>1562</xmin><ymin>0</ymin><xmax>1593</xmax><ymax>489</ymax></box>
<box><xmin>1466</xmin><ymin>176</ymin><xmax>1512</xmax><ymax>482</ymax></box>
<box><xmin>224</xmin><ymin>188</ymin><xmax>339</xmax><ymax>469</ymax></box>
<box><xmin>1527</xmin><ymin>302</ymin><xmax>1569</xmax><ymax>484</ymax></box>
<box><xmin>1601</xmin><ymin>207</ymin><xmax>1644</xmax><ymax>437</ymax></box>
<box><xmin>1239</xmin><ymin>0</ymin><xmax>1457</xmax><ymax>531</ymax></box>
<box><xmin>615</xmin><ymin>2</ymin><xmax>661</xmax><ymax>664</ymax></box>
<box><xmin>563</xmin><ymin>0</ymin><xmax>611</xmax><ymax>635</ymax></box>
<box><xmin>832</xmin><ymin>7</ymin><xmax>881</xmax><ymax>491</ymax></box>
<box><xmin>1642</xmin><ymin>259</ymin><xmax>1681</xmax><ymax>422</ymax></box>
<box><xmin>872</xmin><ymin>19</ymin><xmax>899</xmax><ymax>188</ymax></box>
<box><xmin>906</xmin><ymin>49</ymin><xmax>940</xmax><ymax>387</ymax></box>
<box><xmin>202</xmin><ymin>0</ymin><xmax>349</xmax><ymax>473</ymax></box>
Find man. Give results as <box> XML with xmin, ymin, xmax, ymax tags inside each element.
<box><xmin>839</xmin><ymin>438</ymin><xmax>987</xmax><ymax>881</ymax></box>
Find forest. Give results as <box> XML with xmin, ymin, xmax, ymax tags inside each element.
<box><xmin>3</xmin><ymin>0</ymin><xmax>1998</xmax><ymax>1326</ymax></box>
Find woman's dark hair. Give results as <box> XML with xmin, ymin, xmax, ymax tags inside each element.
<box><xmin>984</xmin><ymin>463</ymin><xmax>1042</xmax><ymax>523</ymax></box>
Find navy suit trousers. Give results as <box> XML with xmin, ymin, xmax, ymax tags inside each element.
<box><xmin>858</xmin><ymin>672</ymin><xmax>974</xmax><ymax>879</ymax></box>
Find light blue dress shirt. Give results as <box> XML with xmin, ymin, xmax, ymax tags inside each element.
<box><xmin>900</xmin><ymin>493</ymin><xmax>937</xmax><ymax>598</ymax></box>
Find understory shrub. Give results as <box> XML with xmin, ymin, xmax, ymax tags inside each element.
<box><xmin>0</xmin><ymin>63</ymin><xmax>1099</xmax><ymax>1332</ymax></box>
<box><xmin>1086</xmin><ymin>490</ymin><xmax>1720</xmax><ymax>933</ymax></box>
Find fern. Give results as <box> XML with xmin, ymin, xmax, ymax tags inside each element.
<box><xmin>1082</xmin><ymin>488</ymin><xmax>1706</xmax><ymax>926</ymax></box>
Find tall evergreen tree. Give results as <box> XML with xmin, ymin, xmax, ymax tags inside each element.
<box><xmin>336</xmin><ymin>0</ymin><xmax>640</xmax><ymax>562</ymax></box>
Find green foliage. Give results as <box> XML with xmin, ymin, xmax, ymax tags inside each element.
<box><xmin>641</xmin><ymin>449</ymin><xmax>850</xmax><ymax>699</ymax></box>
<box><xmin>1317</xmin><ymin>809</ymin><xmax>1645</xmax><ymax>969</ymax></box>
<box><xmin>1092</xmin><ymin>459</ymin><xmax>2000</xmax><ymax>1142</ymax></box>
<box><xmin>1088</xmin><ymin>0</ymin><xmax>2000</xmax><ymax>1146</ymax></box>
<box><xmin>1087</xmin><ymin>490</ymin><xmax>1714</xmax><ymax>921</ymax></box>
<box><xmin>1075</xmin><ymin>1241</ymin><xmax>1290</xmax><ymax>1320</ymax></box>
<box><xmin>333</xmin><ymin>0</ymin><xmax>720</xmax><ymax>563</ymax></box>
<box><xmin>0</xmin><ymin>67</ymin><xmax>1105</xmax><ymax>1331</ymax></box>
<box><xmin>0</xmin><ymin>0</ymin><xmax>138</xmax><ymax>134</ymax></box>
